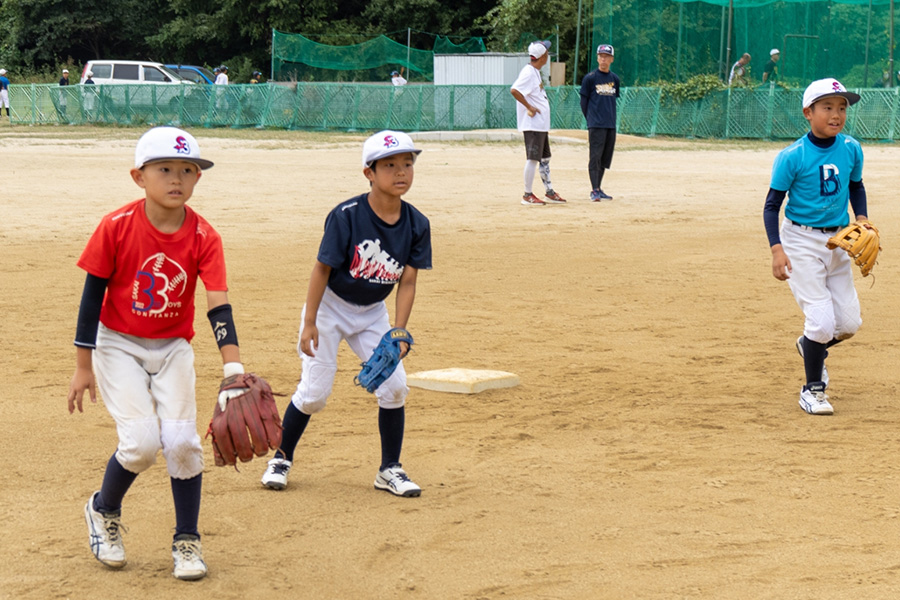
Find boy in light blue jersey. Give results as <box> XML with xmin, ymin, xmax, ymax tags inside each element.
<box><xmin>763</xmin><ymin>78</ymin><xmax>872</xmax><ymax>416</ymax></box>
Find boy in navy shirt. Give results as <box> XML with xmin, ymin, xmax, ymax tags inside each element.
<box><xmin>262</xmin><ymin>130</ymin><xmax>432</xmax><ymax>497</ymax></box>
<box><xmin>580</xmin><ymin>44</ymin><xmax>621</xmax><ymax>202</ymax></box>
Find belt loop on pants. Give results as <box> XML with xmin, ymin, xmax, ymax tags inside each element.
<box><xmin>787</xmin><ymin>219</ymin><xmax>840</xmax><ymax>234</ymax></box>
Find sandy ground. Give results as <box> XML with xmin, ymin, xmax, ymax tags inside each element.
<box><xmin>3</xmin><ymin>127</ymin><xmax>900</xmax><ymax>599</ymax></box>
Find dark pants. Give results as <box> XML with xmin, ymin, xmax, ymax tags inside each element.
<box><xmin>588</xmin><ymin>127</ymin><xmax>616</xmax><ymax>189</ymax></box>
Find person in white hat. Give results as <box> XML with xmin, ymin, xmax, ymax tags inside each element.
<box><xmin>763</xmin><ymin>78</ymin><xmax>868</xmax><ymax>416</ymax></box>
<box><xmin>260</xmin><ymin>129</ymin><xmax>432</xmax><ymax>499</ymax></box>
<box><xmin>763</xmin><ymin>49</ymin><xmax>780</xmax><ymax>84</ymax></box>
<box><xmin>391</xmin><ymin>68</ymin><xmax>407</xmax><ymax>86</ymax></box>
<box><xmin>57</xmin><ymin>68</ymin><xmax>70</xmax><ymax>121</ymax></box>
<box><xmin>0</xmin><ymin>68</ymin><xmax>10</xmax><ymax>120</ymax></box>
<box><xmin>510</xmin><ymin>40</ymin><xmax>567</xmax><ymax>205</ymax></box>
<box><xmin>68</xmin><ymin>126</ymin><xmax>249</xmax><ymax>580</ymax></box>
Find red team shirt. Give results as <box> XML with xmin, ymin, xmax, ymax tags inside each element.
<box><xmin>78</xmin><ymin>199</ymin><xmax>227</xmax><ymax>341</ymax></box>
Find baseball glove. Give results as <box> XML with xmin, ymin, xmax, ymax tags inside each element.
<box><xmin>826</xmin><ymin>220</ymin><xmax>881</xmax><ymax>277</ymax></box>
<box><xmin>354</xmin><ymin>328</ymin><xmax>414</xmax><ymax>393</ymax></box>
<box><xmin>206</xmin><ymin>373</ymin><xmax>282</xmax><ymax>467</ymax></box>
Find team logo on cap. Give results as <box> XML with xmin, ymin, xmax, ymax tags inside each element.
<box><xmin>832</xmin><ymin>81</ymin><xmax>844</xmax><ymax>92</ymax></box>
<box><xmin>382</xmin><ymin>135</ymin><xmax>399</xmax><ymax>149</ymax></box>
<box><xmin>174</xmin><ymin>136</ymin><xmax>190</xmax><ymax>155</ymax></box>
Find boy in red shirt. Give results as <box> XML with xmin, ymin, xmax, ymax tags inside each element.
<box><xmin>67</xmin><ymin>127</ymin><xmax>246</xmax><ymax>580</ymax></box>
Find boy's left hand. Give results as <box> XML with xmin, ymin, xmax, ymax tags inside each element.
<box><xmin>67</xmin><ymin>367</ymin><xmax>97</xmax><ymax>414</ymax></box>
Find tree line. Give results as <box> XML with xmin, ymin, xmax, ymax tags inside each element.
<box><xmin>0</xmin><ymin>0</ymin><xmax>587</xmax><ymax>84</ymax></box>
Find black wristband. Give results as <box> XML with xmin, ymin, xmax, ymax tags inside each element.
<box><xmin>208</xmin><ymin>303</ymin><xmax>239</xmax><ymax>348</ymax></box>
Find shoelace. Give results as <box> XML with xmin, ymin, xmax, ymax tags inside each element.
<box><xmin>101</xmin><ymin>513</ymin><xmax>125</xmax><ymax>542</ymax></box>
<box><xmin>174</xmin><ymin>539</ymin><xmax>203</xmax><ymax>561</ymax></box>
<box><xmin>273</xmin><ymin>463</ymin><xmax>290</xmax><ymax>475</ymax></box>
<box><xmin>389</xmin><ymin>469</ymin><xmax>410</xmax><ymax>483</ymax></box>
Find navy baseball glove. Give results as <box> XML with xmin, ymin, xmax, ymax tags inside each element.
<box><xmin>355</xmin><ymin>328</ymin><xmax>414</xmax><ymax>393</ymax></box>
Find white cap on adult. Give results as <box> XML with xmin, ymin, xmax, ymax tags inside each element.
<box><xmin>362</xmin><ymin>130</ymin><xmax>422</xmax><ymax>168</ymax></box>
<box><xmin>802</xmin><ymin>78</ymin><xmax>860</xmax><ymax>109</ymax></box>
<box><xmin>134</xmin><ymin>126</ymin><xmax>214</xmax><ymax>170</ymax></box>
<box><xmin>528</xmin><ymin>40</ymin><xmax>551</xmax><ymax>59</ymax></box>
<box><xmin>770</xmin><ymin>49</ymin><xmax>780</xmax><ymax>56</ymax></box>
<box><xmin>0</xmin><ymin>69</ymin><xmax>7</xmax><ymax>75</ymax></box>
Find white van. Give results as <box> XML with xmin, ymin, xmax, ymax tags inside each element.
<box><xmin>80</xmin><ymin>60</ymin><xmax>192</xmax><ymax>85</ymax></box>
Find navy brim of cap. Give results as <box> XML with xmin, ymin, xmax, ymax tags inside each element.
<box><xmin>365</xmin><ymin>148</ymin><xmax>422</xmax><ymax>167</ymax></box>
<box><xmin>809</xmin><ymin>91</ymin><xmax>861</xmax><ymax>108</ymax></box>
<box><xmin>140</xmin><ymin>157</ymin><xmax>215</xmax><ymax>170</ymax></box>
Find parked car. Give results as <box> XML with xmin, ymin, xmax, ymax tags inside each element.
<box><xmin>80</xmin><ymin>60</ymin><xmax>192</xmax><ymax>85</ymax></box>
<box><xmin>166</xmin><ymin>65</ymin><xmax>216</xmax><ymax>85</ymax></box>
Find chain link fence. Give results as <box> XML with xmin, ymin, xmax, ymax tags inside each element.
<box><xmin>8</xmin><ymin>83</ymin><xmax>900</xmax><ymax>141</ymax></box>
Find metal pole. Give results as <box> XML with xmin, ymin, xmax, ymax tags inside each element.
<box><xmin>719</xmin><ymin>7</ymin><xmax>726</xmax><ymax>80</ymax></box>
<box><xmin>864</xmin><ymin>0</ymin><xmax>872</xmax><ymax>87</ymax></box>
<box><xmin>676</xmin><ymin>3</ymin><xmax>683</xmax><ymax>82</ymax></box>
<box><xmin>407</xmin><ymin>28</ymin><xmax>411</xmax><ymax>81</ymax></box>
<box><xmin>890</xmin><ymin>0</ymin><xmax>895</xmax><ymax>87</ymax></box>
<box><xmin>725</xmin><ymin>0</ymin><xmax>733</xmax><ymax>81</ymax></box>
<box><xmin>574</xmin><ymin>0</ymin><xmax>583</xmax><ymax>86</ymax></box>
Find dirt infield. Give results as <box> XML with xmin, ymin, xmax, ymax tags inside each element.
<box><xmin>4</xmin><ymin>127</ymin><xmax>900</xmax><ymax>599</ymax></box>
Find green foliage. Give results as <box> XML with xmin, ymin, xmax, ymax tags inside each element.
<box><xmin>657</xmin><ymin>74</ymin><xmax>725</xmax><ymax>103</ymax></box>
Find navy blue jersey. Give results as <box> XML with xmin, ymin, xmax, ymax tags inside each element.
<box><xmin>579</xmin><ymin>69</ymin><xmax>620</xmax><ymax>129</ymax></box>
<box><xmin>318</xmin><ymin>193</ymin><xmax>432</xmax><ymax>306</ymax></box>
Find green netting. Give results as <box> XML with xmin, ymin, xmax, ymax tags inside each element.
<box><xmin>434</xmin><ymin>35</ymin><xmax>487</xmax><ymax>54</ymax></box>
<box><xmin>272</xmin><ymin>30</ymin><xmax>487</xmax><ymax>82</ymax></box>
<box><xmin>591</xmin><ymin>0</ymin><xmax>899</xmax><ymax>88</ymax></box>
<box><xmin>11</xmin><ymin>82</ymin><xmax>900</xmax><ymax>141</ymax></box>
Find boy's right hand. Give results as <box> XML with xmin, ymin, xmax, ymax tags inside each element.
<box><xmin>771</xmin><ymin>245</ymin><xmax>792</xmax><ymax>281</ymax></box>
<box><xmin>67</xmin><ymin>367</ymin><xmax>97</xmax><ymax>414</ymax></box>
<box><xmin>300</xmin><ymin>324</ymin><xmax>319</xmax><ymax>357</ymax></box>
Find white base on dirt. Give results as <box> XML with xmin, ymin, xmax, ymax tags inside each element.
<box><xmin>407</xmin><ymin>368</ymin><xmax>520</xmax><ymax>394</ymax></box>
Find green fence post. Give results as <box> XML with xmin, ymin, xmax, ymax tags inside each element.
<box><xmin>650</xmin><ymin>88</ymin><xmax>662</xmax><ymax>137</ymax></box>
<box><xmin>125</xmin><ymin>86</ymin><xmax>132</xmax><ymax>125</ymax></box>
<box><xmin>485</xmin><ymin>87</ymin><xmax>492</xmax><ymax>128</ymax></box>
<box><xmin>259</xmin><ymin>85</ymin><xmax>274</xmax><ymax>128</ymax></box>
<box><xmin>416</xmin><ymin>86</ymin><xmax>425</xmax><ymax>131</ymax></box>
<box><xmin>765</xmin><ymin>84</ymin><xmax>775</xmax><ymax>140</ymax></box>
<box><xmin>30</xmin><ymin>84</ymin><xmax>37</xmax><ymax>125</ymax></box>
<box><xmin>449</xmin><ymin>87</ymin><xmax>456</xmax><ymax>130</ymax></box>
<box><xmin>151</xmin><ymin>86</ymin><xmax>158</xmax><ymax>125</ymax></box>
<box><xmin>386</xmin><ymin>87</ymin><xmax>396</xmax><ymax>130</ymax></box>
<box><xmin>890</xmin><ymin>87</ymin><xmax>899</xmax><ymax>141</ymax></box>
<box><xmin>724</xmin><ymin>87</ymin><xmax>732</xmax><ymax>139</ymax></box>
<box><xmin>322</xmin><ymin>85</ymin><xmax>333</xmax><ymax>130</ymax></box>
<box><xmin>178</xmin><ymin>84</ymin><xmax>185</xmax><ymax>126</ymax></box>
<box><xmin>350</xmin><ymin>85</ymin><xmax>361</xmax><ymax>131</ymax></box>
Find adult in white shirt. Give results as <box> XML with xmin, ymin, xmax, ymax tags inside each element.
<box><xmin>391</xmin><ymin>69</ymin><xmax>407</xmax><ymax>86</ymax></box>
<box><xmin>509</xmin><ymin>40</ymin><xmax>566</xmax><ymax>205</ymax></box>
<box><xmin>215</xmin><ymin>65</ymin><xmax>229</xmax><ymax>85</ymax></box>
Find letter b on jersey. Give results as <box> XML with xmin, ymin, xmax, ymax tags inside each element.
<box><xmin>820</xmin><ymin>164</ymin><xmax>841</xmax><ymax>197</ymax></box>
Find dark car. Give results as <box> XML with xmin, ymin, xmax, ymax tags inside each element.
<box><xmin>166</xmin><ymin>65</ymin><xmax>216</xmax><ymax>85</ymax></box>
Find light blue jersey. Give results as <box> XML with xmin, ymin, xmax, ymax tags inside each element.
<box><xmin>771</xmin><ymin>133</ymin><xmax>863</xmax><ymax>228</ymax></box>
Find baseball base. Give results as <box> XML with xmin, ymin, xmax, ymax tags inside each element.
<box><xmin>407</xmin><ymin>368</ymin><xmax>520</xmax><ymax>394</ymax></box>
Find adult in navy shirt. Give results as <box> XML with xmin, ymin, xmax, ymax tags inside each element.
<box><xmin>580</xmin><ymin>44</ymin><xmax>620</xmax><ymax>202</ymax></box>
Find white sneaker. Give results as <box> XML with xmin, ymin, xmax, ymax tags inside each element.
<box><xmin>374</xmin><ymin>465</ymin><xmax>421</xmax><ymax>497</ymax></box>
<box><xmin>84</xmin><ymin>491</ymin><xmax>126</xmax><ymax>569</ymax></box>
<box><xmin>799</xmin><ymin>383</ymin><xmax>833</xmax><ymax>415</ymax></box>
<box><xmin>796</xmin><ymin>336</ymin><xmax>829</xmax><ymax>388</ymax></box>
<box><xmin>261</xmin><ymin>457</ymin><xmax>292</xmax><ymax>490</ymax></box>
<box><xmin>172</xmin><ymin>534</ymin><xmax>208</xmax><ymax>581</ymax></box>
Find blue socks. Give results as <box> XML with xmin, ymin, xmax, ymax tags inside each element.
<box><xmin>96</xmin><ymin>453</ymin><xmax>138</xmax><ymax>513</ymax></box>
<box><xmin>274</xmin><ymin>401</ymin><xmax>311</xmax><ymax>462</ymax></box>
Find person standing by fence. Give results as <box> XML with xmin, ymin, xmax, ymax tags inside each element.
<box><xmin>763</xmin><ymin>49</ymin><xmax>780</xmax><ymax>84</ymax></box>
<box><xmin>729</xmin><ymin>53</ymin><xmax>751</xmax><ymax>85</ymax></box>
<box><xmin>0</xmin><ymin>69</ymin><xmax>10</xmax><ymax>120</ymax></box>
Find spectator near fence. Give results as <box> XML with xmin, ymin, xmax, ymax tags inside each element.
<box><xmin>763</xmin><ymin>49</ymin><xmax>780</xmax><ymax>84</ymax></box>
<box><xmin>0</xmin><ymin>69</ymin><xmax>10</xmax><ymax>120</ymax></box>
<box><xmin>729</xmin><ymin>53</ymin><xmax>751</xmax><ymax>85</ymax></box>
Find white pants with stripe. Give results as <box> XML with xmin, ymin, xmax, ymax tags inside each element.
<box><xmin>291</xmin><ymin>287</ymin><xmax>408</xmax><ymax>415</ymax></box>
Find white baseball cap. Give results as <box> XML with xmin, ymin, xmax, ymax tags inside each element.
<box><xmin>770</xmin><ymin>49</ymin><xmax>780</xmax><ymax>56</ymax></box>
<box><xmin>362</xmin><ymin>130</ymin><xmax>422</xmax><ymax>167</ymax></box>
<box><xmin>528</xmin><ymin>40</ymin><xmax>551</xmax><ymax>59</ymax></box>
<box><xmin>86</xmin><ymin>71</ymin><xmax>93</xmax><ymax>77</ymax></box>
<box><xmin>597</xmin><ymin>44</ymin><xmax>615</xmax><ymax>56</ymax></box>
<box><xmin>802</xmin><ymin>78</ymin><xmax>860</xmax><ymax>109</ymax></box>
<box><xmin>134</xmin><ymin>127</ymin><xmax>214</xmax><ymax>170</ymax></box>
<box><xmin>62</xmin><ymin>69</ymin><xmax>69</xmax><ymax>73</ymax></box>
<box><xmin>0</xmin><ymin>69</ymin><xmax>6</xmax><ymax>75</ymax></box>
